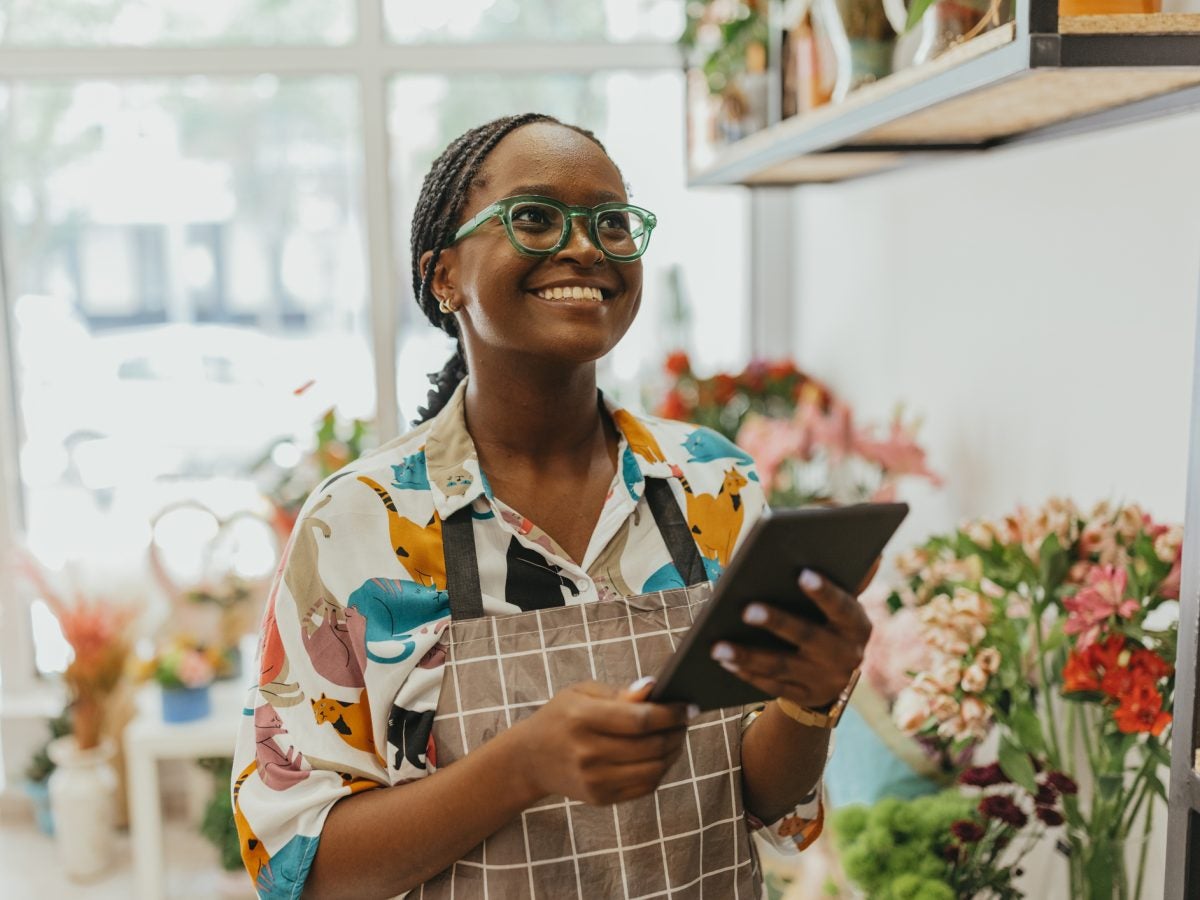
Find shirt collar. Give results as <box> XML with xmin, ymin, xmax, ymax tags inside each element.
<box><xmin>421</xmin><ymin>377</ymin><xmax>675</xmax><ymax>518</ymax></box>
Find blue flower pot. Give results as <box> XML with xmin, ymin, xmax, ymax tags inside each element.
<box><xmin>23</xmin><ymin>778</ymin><xmax>54</xmax><ymax>835</ymax></box>
<box><xmin>161</xmin><ymin>685</ymin><xmax>212</xmax><ymax>723</ymax></box>
<box><xmin>824</xmin><ymin>684</ymin><xmax>951</xmax><ymax>809</ymax></box>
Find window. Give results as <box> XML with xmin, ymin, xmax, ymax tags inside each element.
<box><xmin>0</xmin><ymin>1</ymin><xmax>754</xmax><ymax>691</ymax></box>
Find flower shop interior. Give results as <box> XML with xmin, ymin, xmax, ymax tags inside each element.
<box><xmin>2</xmin><ymin>2</ymin><xmax>1200</xmax><ymax>899</ymax></box>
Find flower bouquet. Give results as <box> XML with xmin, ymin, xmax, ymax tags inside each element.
<box><xmin>654</xmin><ymin>351</ymin><xmax>941</xmax><ymax>506</ymax></box>
<box><xmin>142</xmin><ymin>637</ymin><xmax>223</xmax><ymax>723</ymax></box>
<box><xmin>888</xmin><ymin>498</ymin><xmax>1181</xmax><ymax>899</ymax></box>
<box><xmin>18</xmin><ymin>556</ymin><xmax>137</xmax><ymax>749</ymax></box>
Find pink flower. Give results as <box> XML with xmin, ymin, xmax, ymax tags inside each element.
<box><xmin>177</xmin><ymin>650</ymin><xmax>215</xmax><ymax>688</ymax></box>
<box><xmin>802</xmin><ymin>399</ymin><xmax>854</xmax><ymax>462</ymax></box>
<box><xmin>735</xmin><ymin>414</ymin><xmax>804</xmax><ymax>495</ymax></box>
<box><xmin>1063</xmin><ymin>565</ymin><xmax>1139</xmax><ymax>648</ymax></box>
<box><xmin>852</xmin><ymin>414</ymin><xmax>943</xmax><ymax>486</ymax></box>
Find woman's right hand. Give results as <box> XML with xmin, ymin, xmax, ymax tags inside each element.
<box><xmin>512</xmin><ymin>680</ymin><xmax>691</xmax><ymax>806</ymax></box>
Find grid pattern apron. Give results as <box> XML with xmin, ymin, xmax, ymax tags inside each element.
<box><xmin>412</xmin><ymin>479</ymin><xmax>762</xmax><ymax>899</ymax></box>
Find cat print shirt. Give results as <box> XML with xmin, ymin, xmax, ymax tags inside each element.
<box><xmin>232</xmin><ymin>379</ymin><xmax>825</xmax><ymax>898</ymax></box>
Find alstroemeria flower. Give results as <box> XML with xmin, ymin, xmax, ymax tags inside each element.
<box><xmin>1063</xmin><ymin>565</ymin><xmax>1139</xmax><ymax>648</ymax></box>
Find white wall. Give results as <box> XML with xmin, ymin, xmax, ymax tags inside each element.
<box><xmin>788</xmin><ymin>109</ymin><xmax>1200</xmax><ymax>897</ymax></box>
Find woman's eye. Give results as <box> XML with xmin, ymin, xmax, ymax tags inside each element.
<box><xmin>512</xmin><ymin>206</ymin><xmax>553</xmax><ymax>228</ymax></box>
<box><xmin>598</xmin><ymin>212</ymin><xmax>631</xmax><ymax>233</ymax></box>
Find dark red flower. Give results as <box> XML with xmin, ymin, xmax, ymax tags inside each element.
<box><xmin>959</xmin><ymin>763</ymin><xmax>1010</xmax><ymax>788</ymax></box>
<box><xmin>940</xmin><ymin>843</ymin><xmax>962</xmax><ymax>863</ymax></box>
<box><xmin>1034</xmin><ymin>784</ymin><xmax>1057</xmax><ymax>806</ymax></box>
<box><xmin>950</xmin><ymin>820</ymin><xmax>986</xmax><ymax>843</ymax></box>
<box><xmin>979</xmin><ymin>795</ymin><xmax>1028</xmax><ymax>829</ymax></box>
<box><xmin>1045</xmin><ymin>772</ymin><xmax>1078</xmax><ymax>796</ymax></box>
<box><xmin>1036</xmin><ymin>807</ymin><xmax>1065</xmax><ymax>826</ymax></box>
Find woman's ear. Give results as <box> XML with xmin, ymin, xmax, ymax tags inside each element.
<box><xmin>419</xmin><ymin>248</ymin><xmax>458</xmax><ymax>306</ymax></box>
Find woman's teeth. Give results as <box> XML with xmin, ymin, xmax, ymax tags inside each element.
<box><xmin>533</xmin><ymin>286</ymin><xmax>605</xmax><ymax>302</ymax></box>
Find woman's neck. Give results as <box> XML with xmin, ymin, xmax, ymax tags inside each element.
<box><xmin>463</xmin><ymin>358</ymin><xmax>611</xmax><ymax>465</ymax></box>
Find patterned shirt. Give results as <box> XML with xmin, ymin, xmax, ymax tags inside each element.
<box><xmin>232</xmin><ymin>379</ymin><xmax>824</xmax><ymax>899</ymax></box>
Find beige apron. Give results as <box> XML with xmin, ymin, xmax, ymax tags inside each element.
<box><xmin>411</xmin><ymin>480</ymin><xmax>762</xmax><ymax>899</ymax></box>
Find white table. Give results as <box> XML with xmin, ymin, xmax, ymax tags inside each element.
<box><xmin>124</xmin><ymin>676</ymin><xmax>247</xmax><ymax>900</ymax></box>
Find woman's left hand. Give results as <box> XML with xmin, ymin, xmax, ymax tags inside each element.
<box><xmin>710</xmin><ymin>568</ymin><xmax>874</xmax><ymax>711</ymax></box>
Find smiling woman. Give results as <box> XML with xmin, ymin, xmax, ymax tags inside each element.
<box><xmin>230</xmin><ymin>112</ymin><xmax>860</xmax><ymax>900</ymax></box>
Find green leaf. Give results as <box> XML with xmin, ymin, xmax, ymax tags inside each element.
<box><xmin>905</xmin><ymin>0</ymin><xmax>937</xmax><ymax>31</ymax></box>
<box><xmin>998</xmin><ymin>736</ymin><xmax>1039</xmax><ymax>793</ymax></box>
<box><xmin>1038</xmin><ymin>532</ymin><xmax>1068</xmax><ymax>592</ymax></box>
<box><xmin>1008</xmin><ymin>704</ymin><xmax>1047</xmax><ymax>754</ymax></box>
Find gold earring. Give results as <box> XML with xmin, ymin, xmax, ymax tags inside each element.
<box><xmin>438</xmin><ymin>296</ymin><xmax>456</xmax><ymax>315</ymax></box>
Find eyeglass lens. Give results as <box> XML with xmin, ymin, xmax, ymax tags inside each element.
<box><xmin>509</xmin><ymin>200</ymin><xmax>648</xmax><ymax>258</ymax></box>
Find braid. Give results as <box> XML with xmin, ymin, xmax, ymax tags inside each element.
<box><xmin>409</xmin><ymin>113</ymin><xmax>613</xmax><ymax>425</ymax></box>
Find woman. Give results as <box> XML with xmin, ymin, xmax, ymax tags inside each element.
<box><xmin>232</xmin><ymin>112</ymin><xmax>871</xmax><ymax>899</ymax></box>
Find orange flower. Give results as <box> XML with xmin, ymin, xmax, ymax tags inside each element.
<box><xmin>1063</xmin><ymin>650</ymin><xmax>1102</xmax><ymax>693</ymax></box>
<box><xmin>664</xmin><ymin>351</ymin><xmax>691</xmax><ymax>377</ymax></box>
<box><xmin>1114</xmin><ymin>682</ymin><xmax>1172</xmax><ymax>735</ymax></box>
<box><xmin>656</xmin><ymin>389</ymin><xmax>691</xmax><ymax>421</ymax></box>
<box><xmin>713</xmin><ymin>373</ymin><xmax>737</xmax><ymax>405</ymax></box>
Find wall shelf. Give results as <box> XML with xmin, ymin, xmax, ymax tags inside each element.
<box><xmin>688</xmin><ymin>9</ymin><xmax>1200</xmax><ymax>186</ymax></box>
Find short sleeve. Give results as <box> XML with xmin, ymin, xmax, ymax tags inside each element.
<box><xmin>231</xmin><ymin>482</ymin><xmax>449</xmax><ymax>899</ymax></box>
<box><xmin>740</xmin><ymin>706</ymin><xmax>827</xmax><ymax>854</ymax></box>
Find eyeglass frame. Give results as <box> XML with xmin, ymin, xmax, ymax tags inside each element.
<box><xmin>449</xmin><ymin>194</ymin><xmax>658</xmax><ymax>262</ymax></box>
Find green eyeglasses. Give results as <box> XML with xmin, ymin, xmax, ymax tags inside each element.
<box><xmin>450</xmin><ymin>195</ymin><xmax>657</xmax><ymax>262</ymax></box>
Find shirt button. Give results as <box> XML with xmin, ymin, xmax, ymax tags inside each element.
<box><xmin>576</xmin><ymin>579</ymin><xmax>590</xmax><ymax>592</ymax></box>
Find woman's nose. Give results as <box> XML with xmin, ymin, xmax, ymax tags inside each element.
<box><xmin>555</xmin><ymin>216</ymin><xmax>604</xmax><ymax>266</ymax></box>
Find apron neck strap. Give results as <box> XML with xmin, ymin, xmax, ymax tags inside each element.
<box><xmin>443</xmin><ymin>506</ymin><xmax>486</xmax><ymax>621</ymax></box>
<box><xmin>643</xmin><ymin>478</ymin><xmax>708</xmax><ymax>588</ymax></box>
<box><xmin>441</xmin><ymin>478</ymin><xmax>708</xmax><ymax>621</ymax></box>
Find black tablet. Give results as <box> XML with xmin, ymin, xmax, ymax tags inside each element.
<box><xmin>649</xmin><ymin>502</ymin><xmax>909</xmax><ymax>711</ymax></box>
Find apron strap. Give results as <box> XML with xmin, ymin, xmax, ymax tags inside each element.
<box><xmin>643</xmin><ymin>477</ymin><xmax>708</xmax><ymax>588</ymax></box>
<box><xmin>442</xmin><ymin>505</ymin><xmax>486</xmax><ymax>621</ymax></box>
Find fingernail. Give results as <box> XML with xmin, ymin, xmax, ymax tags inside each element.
<box><xmin>687</xmin><ymin>704</ymin><xmax>700</xmax><ymax>719</ymax></box>
<box><xmin>743</xmin><ymin>604</ymin><xmax>768</xmax><ymax>625</ymax></box>
<box><xmin>800</xmin><ymin>570</ymin><xmax>822</xmax><ymax>591</ymax></box>
<box><xmin>628</xmin><ymin>675</ymin><xmax>656</xmax><ymax>692</ymax></box>
<box><xmin>711</xmin><ymin>643</ymin><xmax>735</xmax><ymax>662</ymax></box>
<box><xmin>718</xmin><ymin>660</ymin><xmax>741</xmax><ymax>674</ymax></box>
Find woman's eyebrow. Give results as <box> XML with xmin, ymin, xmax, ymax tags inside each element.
<box><xmin>507</xmin><ymin>183</ymin><xmax>623</xmax><ymax>203</ymax></box>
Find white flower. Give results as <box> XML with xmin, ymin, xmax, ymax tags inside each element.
<box><xmin>960</xmin><ymin>664</ymin><xmax>989</xmax><ymax>693</ymax></box>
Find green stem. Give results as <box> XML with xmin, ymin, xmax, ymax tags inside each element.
<box><xmin>1133</xmin><ymin>794</ymin><xmax>1153</xmax><ymax>900</ymax></box>
<box><xmin>1032</xmin><ymin>609</ymin><xmax>1065</xmax><ymax>768</ymax></box>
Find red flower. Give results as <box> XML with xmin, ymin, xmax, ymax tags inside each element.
<box><xmin>1113</xmin><ymin>681</ymin><xmax>1172</xmax><ymax>736</ymax></box>
<box><xmin>664</xmin><ymin>351</ymin><xmax>691</xmax><ymax>377</ymax></box>
<box><xmin>979</xmin><ymin>795</ymin><xmax>1028</xmax><ymax>828</ymax></box>
<box><xmin>951</xmin><ymin>820</ymin><xmax>986</xmax><ymax>843</ymax></box>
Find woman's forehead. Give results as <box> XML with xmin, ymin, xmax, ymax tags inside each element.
<box><xmin>471</xmin><ymin>122</ymin><xmax>626</xmax><ymax>205</ymax></box>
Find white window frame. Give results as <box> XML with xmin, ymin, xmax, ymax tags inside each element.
<box><xmin>0</xmin><ymin>0</ymin><xmax>787</xmax><ymax>738</ymax></box>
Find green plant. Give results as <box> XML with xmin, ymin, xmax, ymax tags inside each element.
<box><xmin>197</xmin><ymin>757</ymin><xmax>242</xmax><ymax>871</ymax></box>
<box><xmin>680</xmin><ymin>0</ymin><xmax>770</xmax><ymax>95</ymax></box>
<box><xmin>23</xmin><ymin>709</ymin><xmax>73</xmax><ymax>784</ymax></box>
<box><xmin>832</xmin><ymin>791</ymin><xmax>975</xmax><ymax>899</ymax></box>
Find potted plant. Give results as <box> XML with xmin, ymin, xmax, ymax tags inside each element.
<box><xmin>681</xmin><ymin>0</ymin><xmax>771</xmax><ymax>164</ymax></box>
<box><xmin>22</xmin><ymin>709</ymin><xmax>73</xmax><ymax>836</ymax></box>
<box><xmin>18</xmin><ymin>555</ymin><xmax>137</xmax><ymax>880</ymax></box>
<box><xmin>146</xmin><ymin>637</ymin><xmax>220</xmax><ymax>723</ymax></box>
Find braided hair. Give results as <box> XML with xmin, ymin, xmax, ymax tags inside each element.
<box><xmin>410</xmin><ymin>113</ymin><xmax>613</xmax><ymax>425</ymax></box>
